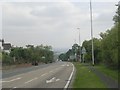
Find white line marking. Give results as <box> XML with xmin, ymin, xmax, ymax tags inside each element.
<box><xmin>61</xmin><ymin>65</ymin><xmax>65</xmax><ymax>66</ymax></box>
<box><xmin>41</xmin><ymin>73</ymin><xmax>47</xmax><ymax>77</ymax></box>
<box><xmin>64</xmin><ymin>63</ymin><xmax>74</xmax><ymax>89</ymax></box>
<box><xmin>56</xmin><ymin>79</ymin><xmax>60</xmax><ymax>82</ymax></box>
<box><xmin>49</xmin><ymin>71</ymin><xmax>54</xmax><ymax>73</ymax></box>
<box><xmin>46</xmin><ymin>77</ymin><xmax>56</xmax><ymax>83</ymax></box>
<box><xmin>55</xmin><ymin>67</ymin><xmax>62</xmax><ymax>71</ymax></box>
<box><xmin>67</xmin><ymin>64</ymin><xmax>69</xmax><ymax>66</ymax></box>
<box><xmin>9</xmin><ymin>87</ymin><xmax>17</xmax><ymax>90</ymax></box>
<box><xmin>2</xmin><ymin>77</ymin><xmax>21</xmax><ymax>83</ymax></box>
<box><xmin>55</xmin><ymin>68</ymin><xmax>58</xmax><ymax>70</ymax></box>
<box><xmin>25</xmin><ymin>77</ymin><xmax>38</xmax><ymax>84</ymax></box>
<box><xmin>13</xmin><ymin>87</ymin><xmax>17</xmax><ymax>88</ymax></box>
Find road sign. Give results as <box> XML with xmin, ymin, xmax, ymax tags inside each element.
<box><xmin>42</xmin><ymin>56</ymin><xmax>45</xmax><ymax>59</ymax></box>
<box><xmin>70</xmin><ymin>55</ymin><xmax>75</xmax><ymax>60</ymax></box>
<box><xmin>82</xmin><ymin>47</ymin><xmax>86</xmax><ymax>54</ymax></box>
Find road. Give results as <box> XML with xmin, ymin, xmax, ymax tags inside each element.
<box><xmin>2</xmin><ymin>61</ymin><xmax>74</xmax><ymax>89</ymax></box>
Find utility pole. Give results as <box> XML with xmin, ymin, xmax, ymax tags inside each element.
<box><xmin>77</xmin><ymin>28</ymin><xmax>81</xmax><ymax>62</ymax></box>
<box><xmin>90</xmin><ymin>0</ymin><xmax>95</xmax><ymax>66</ymax></box>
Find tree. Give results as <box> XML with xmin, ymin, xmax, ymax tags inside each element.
<box><xmin>59</xmin><ymin>43</ymin><xmax>81</xmax><ymax>62</ymax></box>
<box><xmin>2</xmin><ymin>52</ymin><xmax>14</xmax><ymax>65</ymax></box>
<box><xmin>8</xmin><ymin>44</ymin><xmax>54</xmax><ymax>65</ymax></box>
<box><xmin>59</xmin><ymin>53</ymin><xmax>66</xmax><ymax>61</ymax></box>
<box><xmin>82</xmin><ymin>38</ymin><xmax>102</xmax><ymax>63</ymax></box>
<box><xmin>100</xmin><ymin>25</ymin><xmax>118</xmax><ymax>68</ymax></box>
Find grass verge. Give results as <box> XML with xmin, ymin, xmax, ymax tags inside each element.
<box><xmin>72</xmin><ymin>62</ymin><xmax>106</xmax><ymax>88</ymax></box>
<box><xmin>0</xmin><ymin>52</ymin><xmax>2</xmax><ymax>60</ymax></box>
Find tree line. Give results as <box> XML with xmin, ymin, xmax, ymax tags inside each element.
<box><xmin>59</xmin><ymin>2</ymin><xmax>119</xmax><ymax>70</ymax></box>
<box><xmin>2</xmin><ymin>44</ymin><xmax>54</xmax><ymax>66</ymax></box>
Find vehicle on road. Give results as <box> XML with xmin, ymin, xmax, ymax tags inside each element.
<box><xmin>32</xmin><ymin>61</ymin><xmax>38</xmax><ymax>66</ymax></box>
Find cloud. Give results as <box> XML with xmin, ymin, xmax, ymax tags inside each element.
<box><xmin>2</xmin><ymin>1</ymin><xmax>117</xmax><ymax>49</ymax></box>
<box><xmin>2</xmin><ymin>3</ymin><xmax>41</xmax><ymax>27</ymax></box>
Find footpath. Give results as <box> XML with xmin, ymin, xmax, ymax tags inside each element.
<box><xmin>84</xmin><ymin>64</ymin><xmax>119</xmax><ymax>88</ymax></box>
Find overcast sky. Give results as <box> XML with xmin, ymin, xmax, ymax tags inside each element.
<box><xmin>0</xmin><ymin>0</ymin><xmax>118</xmax><ymax>50</ymax></box>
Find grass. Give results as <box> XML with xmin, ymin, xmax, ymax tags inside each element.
<box><xmin>95</xmin><ymin>64</ymin><xmax>118</xmax><ymax>81</ymax></box>
<box><xmin>0</xmin><ymin>52</ymin><xmax>2</xmax><ymax>62</ymax></box>
<box><xmin>0</xmin><ymin>52</ymin><xmax>2</xmax><ymax>59</ymax></box>
<box><xmin>72</xmin><ymin>62</ymin><xmax>106</xmax><ymax>88</ymax></box>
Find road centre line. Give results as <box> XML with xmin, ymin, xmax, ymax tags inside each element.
<box><xmin>67</xmin><ymin>64</ymin><xmax>69</xmax><ymax>66</ymax></box>
<box><xmin>25</xmin><ymin>77</ymin><xmax>38</xmax><ymax>84</ymax></box>
<box><xmin>55</xmin><ymin>67</ymin><xmax>62</xmax><ymax>70</ymax></box>
<box><xmin>24</xmin><ymin>72</ymin><xmax>49</xmax><ymax>84</ymax></box>
<box><xmin>61</xmin><ymin>65</ymin><xmax>65</xmax><ymax>66</ymax></box>
<box><xmin>3</xmin><ymin>73</ymin><xmax>24</xmax><ymax>80</ymax></box>
<box><xmin>2</xmin><ymin>77</ymin><xmax>22</xmax><ymax>83</ymax></box>
<box><xmin>41</xmin><ymin>73</ymin><xmax>48</xmax><ymax>77</ymax></box>
<box><xmin>55</xmin><ymin>68</ymin><xmax>58</xmax><ymax>70</ymax></box>
<box><xmin>49</xmin><ymin>70</ymin><xmax>54</xmax><ymax>73</ymax></box>
<box><xmin>56</xmin><ymin>78</ymin><xmax>60</xmax><ymax>82</ymax></box>
<box><xmin>3</xmin><ymin>66</ymin><xmax>45</xmax><ymax>80</ymax></box>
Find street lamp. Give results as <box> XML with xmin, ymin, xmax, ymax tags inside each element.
<box><xmin>90</xmin><ymin>0</ymin><xmax>95</xmax><ymax>66</ymax></box>
<box><xmin>77</xmin><ymin>28</ymin><xmax>81</xmax><ymax>62</ymax></box>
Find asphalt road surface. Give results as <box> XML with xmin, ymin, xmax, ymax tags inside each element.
<box><xmin>2</xmin><ymin>61</ymin><xmax>74</xmax><ymax>89</ymax></box>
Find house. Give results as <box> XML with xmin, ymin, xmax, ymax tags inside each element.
<box><xmin>1</xmin><ymin>39</ymin><xmax>11</xmax><ymax>53</ymax></box>
<box><xmin>3</xmin><ymin>43</ymin><xmax>11</xmax><ymax>53</ymax></box>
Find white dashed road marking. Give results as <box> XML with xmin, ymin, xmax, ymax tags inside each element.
<box><xmin>25</xmin><ymin>77</ymin><xmax>38</xmax><ymax>84</ymax></box>
<box><xmin>41</xmin><ymin>73</ymin><xmax>47</xmax><ymax>77</ymax></box>
<box><xmin>67</xmin><ymin>64</ymin><xmax>69</xmax><ymax>66</ymax></box>
<box><xmin>2</xmin><ymin>77</ymin><xmax>22</xmax><ymax>83</ymax></box>
<box><xmin>56</xmin><ymin>79</ymin><xmax>60</xmax><ymax>82</ymax></box>
<box><xmin>49</xmin><ymin>71</ymin><xmax>54</xmax><ymax>73</ymax></box>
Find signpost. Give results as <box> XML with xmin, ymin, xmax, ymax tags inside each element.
<box><xmin>70</xmin><ymin>55</ymin><xmax>75</xmax><ymax>60</ymax></box>
<box><xmin>82</xmin><ymin>47</ymin><xmax>86</xmax><ymax>63</ymax></box>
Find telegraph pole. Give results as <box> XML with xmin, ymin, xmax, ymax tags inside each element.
<box><xmin>90</xmin><ymin>0</ymin><xmax>95</xmax><ymax>66</ymax></box>
<box><xmin>77</xmin><ymin>28</ymin><xmax>81</xmax><ymax>62</ymax></box>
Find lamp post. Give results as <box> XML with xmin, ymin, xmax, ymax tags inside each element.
<box><xmin>90</xmin><ymin>0</ymin><xmax>95</xmax><ymax>66</ymax></box>
<box><xmin>77</xmin><ymin>28</ymin><xmax>81</xmax><ymax>62</ymax></box>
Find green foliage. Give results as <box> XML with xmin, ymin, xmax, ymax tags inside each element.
<box><xmin>82</xmin><ymin>38</ymin><xmax>102</xmax><ymax>63</ymax></box>
<box><xmin>59</xmin><ymin>44</ymin><xmax>81</xmax><ymax>61</ymax></box>
<box><xmin>59</xmin><ymin>53</ymin><xmax>67</xmax><ymax>61</ymax></box>
<box><xmin>59</xmin><ymin>3</ymin><xmax>119</xmax><ymax>70</ymax></box>
<box><xmin>2</xmin><ymin>52</ymin><xmax>14</xmax><ymax>65</ymax></box>
<box><xmin>82</xmin><ymin>25</ymin><xmax>118</xmax><ymax>69</ymax></box>
<box><xmin>81</xmin><ymin>3</ymin><xmax>119</xmax><ymax>69</ymax></box>
<box><xmin>101</xmin><ymin>26</ymin><xmax>118</xmax><ymax>68</ymax></box>
<box><xmin>2</xmin><ymin>45</ymin><xmax>54</xmax><ymax>65</ymax></box>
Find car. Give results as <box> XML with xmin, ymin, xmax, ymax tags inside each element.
<box><xmin>32</xmin><ymin>61</ymin><xmax>38</xmax><ymax>66</ymax></box>
<box><xmin>60</xmin><ymin>60</ymin><xmax>62</xmax><ymax>61</ymax></box>
<box><xmin>35</xmin><ymin>62</ymin><xmax>38</xmax><ymax>66</ymax></box>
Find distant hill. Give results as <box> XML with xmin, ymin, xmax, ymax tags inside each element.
<box><xmin>53</xmin><ymin>48</ymin><xmax>69</xmax><ymax>55</ymax></box>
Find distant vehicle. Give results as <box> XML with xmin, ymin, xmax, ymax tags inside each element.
<box><xmin>32</xmin><ymin>61</ymin><xmax>38</xmax><ymax>66</ymax></box>
<box><xmin>35</xmin><ymin>62</ymin><xmax>38</xmax><ymax>66</ymax></box>
<box><xmin>45</xmin><ymin>61</ymin><xmax>48</xmax><ymax>64</ymax></box>
<box><xmin>59</xmin><ymin>60</ymin><xmax>62</xmax><ymax>61</ymax></box>
<box><xmin>50</xmin><ymin>61</ymin><xmax>52</xmax><ymax>63</ymax></box>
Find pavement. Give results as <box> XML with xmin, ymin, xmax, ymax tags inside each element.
<box><xmin>1</xmin><ymin>61</ymin><xmax>75</xmax><ymax>89</ymax></box>
<box><xmin>85</xmin><ymin>64</ymin><xmax>119</xmax><ymax>88</ymax></box>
